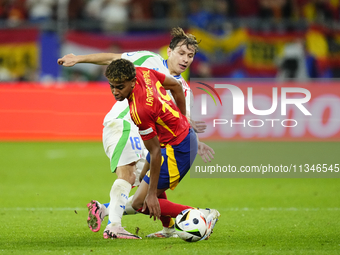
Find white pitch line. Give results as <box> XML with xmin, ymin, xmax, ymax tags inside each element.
<box><xmin>4</xmin><ymin>207</ymin><xmax>87</xmax><ymax>211</ymax></box>
<box><xmin>3</xmin><ymin>207</ymin><xmax>340</xmax><ymax>211</ymax></box>
<box><xmin>226</xmin><ymin>207</ymin><xmax>340</xmax><ymax>211</ymax></box>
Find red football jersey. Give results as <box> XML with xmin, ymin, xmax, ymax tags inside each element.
<box><xmin>128</xmin><ymin>67</ymin><xmax>189</xmax><ymax>146</ymax></box>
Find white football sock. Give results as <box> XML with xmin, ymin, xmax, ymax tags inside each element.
<box><xmin>124</xmin><ymin>195</ymin><xmax>137</xmax><ymax>215</ymax></box>
<box><xmin>108</xmin><ymin>179</ymin><xmax>131</xmax><ymax>226</ymax></box>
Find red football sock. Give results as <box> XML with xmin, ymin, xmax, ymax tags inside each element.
<box><xmin>160</xmin><ymin>215</ymin><xmax>172</xmax><ymax>228</ymax></box>
<box><xmin>158</xmin><ymin>192</ymin><xmax>171</xmax><ymax>227</ymax></box>
<box><xmin>158</xmin><ymin>191</ymin><xmax>167</xmax><ymax>199</ymax></box>
<box><xmin>136</xmin><ymin>198</ymin><xmax>173</xmax><ymax>227</ymax></box>
<box><xmin>137</xmin><ymin>199</ymin><xmax>193</xmax><ymax>219</ymax></box>
<box><xmin>158</xmin><ymin>199</ymin><xmax>193</xmax><ymax>218</ymax></box>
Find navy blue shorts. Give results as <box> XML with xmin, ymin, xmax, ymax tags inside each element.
<box><xmin>143</xmin><ymin>128</ymin><xmax>198</xmax><ymax>190</ymax></box>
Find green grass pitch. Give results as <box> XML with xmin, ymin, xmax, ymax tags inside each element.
<box><xmin>0</xmin><ymin>141</ymin><xmax>339</xmax><ymax>254</ymax></box>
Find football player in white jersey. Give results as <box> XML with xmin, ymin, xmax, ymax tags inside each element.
<box><xmin>58</xmin><ymin>27</ymin><xmax>217</xmax><ymax>239</ymax></box>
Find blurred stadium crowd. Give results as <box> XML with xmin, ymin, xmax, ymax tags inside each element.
<box><xmin>1</xmin><ymin>0</ymin><xmax>339</xmax><ymax>29</ymax></box>
<box><xmin>0</xmin><ymin>0</ymin><xmax>340</xmax><ymax>82</ymax></box>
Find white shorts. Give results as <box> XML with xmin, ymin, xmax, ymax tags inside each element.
<box><xmin>102</xmin><ymin>119</ymin><xmax>145</xmax><ymax>176</ymax></box>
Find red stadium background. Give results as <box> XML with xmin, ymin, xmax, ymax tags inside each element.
<box><xmin>1</xmin><ymin>82</ymin><xmax>339</xmax><ymax>141</ymax></box>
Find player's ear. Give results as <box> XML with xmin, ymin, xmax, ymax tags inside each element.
<box><xmin>167</xmin><ymin>47</ymin><xmax>172</xmax><ymax>58</ymax></box>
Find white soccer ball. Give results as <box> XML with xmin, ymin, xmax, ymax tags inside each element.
<box><xmin>175</xmin><ymin>209</ymin><xmax>207</xmax><ymax>242</ymax></box>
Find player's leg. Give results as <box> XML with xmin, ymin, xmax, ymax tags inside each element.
<box><xmin>132</xmin><ymin>181</ymin><xmax>220</xmax><ymax>240</ymax></box>
<box><xmin>86</xmin><ymin>165</ymin><xmax>137</xmax><ymax>233</ymax></box>
<box><xmin>107</xmin><ymin>164</ymin><xmax>135</xmax><ymax>226</ymax></box>
<box><xmin>132</xmin><ymin>128</ymin><xmax>197</xmax><ymax>212</ymax></box>
<box><xmin>88</xmin><ymin>119</ymin><xmax>142</xmax><ymax>239</ymax></box>
<box><xmin>133</xmin><ymin>160</ymin><xmax>178</xmax><ymax>236</ymax></box>
<box><xmin>132</xmin><ymin>182</ymin><xmax>192</xmax><ymax>218</ymax></box>
<box><xmin>134</xmin><ymin>128</ymin><xmax>220</xmax><ymax>239</ymax></box>
<box><xmin>131</xmin><ymin>179</ymin><xmax>193</xmax><ymax>238</ymax></box>
<box><xmin>122</xmin><ymin>156</ymin><xmax>148</xmax><ymax>215</ymax></box>
<box><xmin>146</xmin><ymin>191</ymin><xmax>178</xmax><ymax>238</ymax></box>
<box><xmin>130</xmin><ymin>131</ymin><xmax>194</xmax><ymax>237</ymax></box>
<box><xmin>173</xmin><ymin>128</ymin><xmax>220</xmax><ymax>240</ymax></box>
<box><xmin>87</xmin><ymin>156</ymin><xmax>146</xmax><ymax>228</ymax></box>
<box><xmin>103</xmin><ymin>163</ymin><xmax>141</xmax><ymax>239</ymax></box>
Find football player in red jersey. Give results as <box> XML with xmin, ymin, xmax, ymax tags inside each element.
<box><xmin>103</xmin><ymin>58</ymin><xmax>220</xmax><ymax>240</ymax></box>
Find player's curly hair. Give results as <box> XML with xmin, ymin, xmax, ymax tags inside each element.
<box><xmin>105</xmin><ymin>58</ymin><xmax>136</xmax><ymax>83</ymax></box>
<box><xmin>169</xmin><ymin>27</ymin><xmax>200</xmax><ymax>54</ymax></box>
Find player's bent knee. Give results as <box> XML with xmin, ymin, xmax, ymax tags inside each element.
<box><xmin>116</xmin><ymin>163</ymin><xmax>137</xmax><ymax>185</ymax></box>
<box><xmin>127</xmin><ymin>172</ymin><xmax>136</xmax><ymax>185</ymax></box>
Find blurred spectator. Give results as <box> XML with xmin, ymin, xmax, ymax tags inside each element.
<box><xmin>0</xmin><ymin>67</ymin><xmax>14</xmax><ymax>81</ymax></box>
<box><xmin>7</xmin><ymin>0</ymin><xmax>26</xmax><ymax>26</ymax></box>
<box><xmin>208</xmin><ymin>0</ymin><xmax>233</xmax><ymax>35</ymax></box>
<box><xmin>85</xmin><ymin>0</ymin><xmax>130</xmax><ymax>32</ymax></box>
<box><xmin>258</xmin><ymin>0</ymin><xmax>297</xmax><ymax>21</ymax></box>
<box><xmin>20</xmin><ymin>67</ymin><xmax>39</xmax><ymax>81</ymax></box>
<box><xmin>26</xmin><ymin>0</ymin><xmax>56</xmax><ymax>23</ymax></box>
<box><xmin>0</xmin><ymin>0</ymin><xmax>8</xmax><ymax>20</ymax></box>
<box><xmin>190</xmin><ymin>51</ymin><xmax>212</xmax><ymax>78</ymax></box>
<box><xmin>187</xmin><ymin>0</ymin><xmax>212</xmax><ymax>30</ymax></box>
<box><xmin>276</xmin><ymin>39</ymin><xmax>309</xmax><ymax>81</ymax></box>
<box><xmin>298</xmin><ymin>0</ymin><xmax>340</xmax><ymax>23</ymax></box>
<box><xmin>85</xmin><ymin>0</ymin><xmax>102</xmax><ymax>20</ymax></box>
<box><xmin>129</xmin><ymin>0</ymin><xmax>151</xmax><ymax>20</ymax></box>
<box><xmin>195</xmin><ymin>61</ymin><xmax>212</xmax><ymax>78</ymax></box>
<box><xmin>68</xmin><ymin>0</ymin><xmax>86</xmax><ymax>21</ymax></box>
<box><xmin>233</xmin><ymin>0</ymin><xmax>259</xmax><ymax>17</ymax></box>
<box><xmin>151</xmin><ymin>0</ymin><xmax>170</xmax><ymax>19</ymax></box>
<box><xmin>167</xmin><ymin>0</ymin><xmax>185</xmax><ymax>20</ymax></box>
<box><xmin>101</xmin><ymin>0</ymin><xmax>130</xmax><ymax>31</ymax></box>
<box><xmin>69</xmin><ymin>69</ymin><xmax>88</xmax><ymax>82</ymax></box>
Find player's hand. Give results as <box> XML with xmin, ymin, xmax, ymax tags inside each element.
<box><xmin>198</xmin><ymin>142</ymin><xmax>215</xmax><ymax>163</ymax></box>
<box><xmin>191</xmin><ymin>121</ymin><xmax>207</xmax><ymax>133</ymax></box>
<box><xmin>57</xmin><ymin>53</ymin><xmax>78</xmax><ymax>67</ymax></box>
<box><xmin>142</xmin><ymin>193</ymin><xmax>160</xmax><ymax>221</ymax></box>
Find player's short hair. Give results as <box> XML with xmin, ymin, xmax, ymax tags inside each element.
<box><xmin>105</xmin><ymin>58</ymin><xmax>136</xmax><ymax>83</ymax></box>
<box><xmin>169</xmin><ymin>27</ymin><xmax>199</xmax><ymax>54</ymax></box>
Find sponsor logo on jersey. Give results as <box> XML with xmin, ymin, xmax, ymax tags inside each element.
<box><xmin>127</xmin><ymin>52</ymin><xmax>137</xmax><ymax>56</ymax></box>
<box><xmin>143</xmin><ymin>70</ymin><xmax>154</xmax><ymax>106</ymax></box>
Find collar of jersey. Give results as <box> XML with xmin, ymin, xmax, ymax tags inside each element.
<box><xmin>163</xmin><ymin>60</ymin><xmax>181</xmax><ymax>79</ymax></box>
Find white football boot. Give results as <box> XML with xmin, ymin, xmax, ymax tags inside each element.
<box><xmin>198</xmin><ymin>208</ymin><xmax>220</xmax><ymax>240</ymax></box>
<box><xmin>103</xmin><ymin>223</ymin><xmax>141</xmax><ymax>239</ymax></box>
<box><xmin>146</xmin><ymin>226</ymin><xmax>179</xmax><ymax>238</ymax></box>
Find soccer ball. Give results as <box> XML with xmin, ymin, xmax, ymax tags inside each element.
<box><xmin>175</xmin><ymin>209</ymin><xmax>207</xmax><ymax>242</ymax></box>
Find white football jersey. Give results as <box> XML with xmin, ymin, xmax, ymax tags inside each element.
<box><xmin>103</xmin><ymin>100</ymin><xmax>130</xmax><ymax>126</ymax></box>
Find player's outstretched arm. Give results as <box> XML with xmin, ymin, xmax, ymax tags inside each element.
<box><xmin>57</xmin><ymin>53</ymin><xmax>122</xmax><ymax>67</ymax></box>
<box><xmin>142</xmin><ymin>136</ymin><xmax>162</xmax><ymax>221</ymax></box>
<box><xmin>162</xmin><ymin>76</ymin><xmax>186</xmax><ymax>115</ymax></box>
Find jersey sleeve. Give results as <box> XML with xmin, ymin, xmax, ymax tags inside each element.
<box><xmin>180</xmin><ymin>78</ymin><xmax>193</xmax><ymax>118</ymax></box>
<box><xmin>121</xmin><ymin>51</ymin><xmax>164</xmax><ymax>69</ymax></box>
<box><xmin>136</xmin><ymin>109</ymin><xmax>158</xmax><ymax>141</ymax></box>
<box><xmin>165</xmin><ymin>78</ymin><xmax>193</xmax><ymax>118</ymax></box>
<box><xmin>121</xmin><ymin>51</ymin><xmax>149</xmax><ymax>63</ymax></box>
